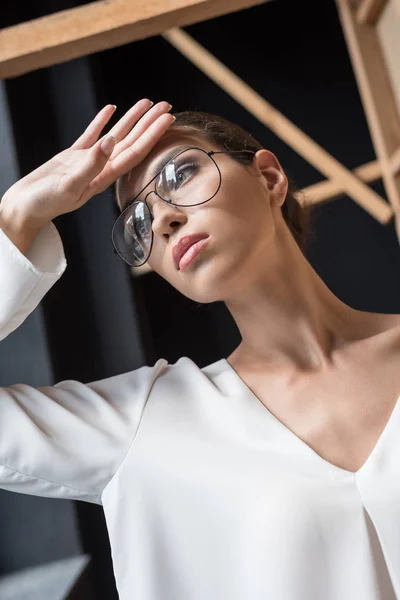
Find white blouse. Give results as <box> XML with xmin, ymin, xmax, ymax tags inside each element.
<box><xmin>0</xmin><ymin>222</ymin><xmax>399</xmax><ymax>600</ymax></box>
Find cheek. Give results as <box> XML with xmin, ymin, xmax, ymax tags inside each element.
<box><xmin>147</xmin><ymin>244</ymin><xmax>168</xmax><ymax>274</ymax></box>
<box><xmin>217</xmin><ymin>175</ymin><xmax>268</xmax><ymax>231</ymax></box>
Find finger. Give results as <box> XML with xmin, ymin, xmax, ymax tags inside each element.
<box><xmin>71</xmin><ymin>105</ymin><xmax>116</xmax><ymax>150</ymax></box>
<box><xmin>113</xmin><ymin>113</ymin><xmax>176</xmax><ymax>173</ymax></box>
<box><xmin>64</xmin><ymin>135</ymin><xmax>117</xmax><ymax>197</ymax></box>
<box><xmin>89</xmin><ymin>113</ymin><xmax>175</xmax><ymax>194</ymax></box>
<box><xmin>109</xmin><ymin>101</ymin><xmax>172</xmax><ymax>161</ymax></box>
<box><xmin>106</xmin><ymin>98</ymin><xmax>154</xmax><ymax>143</ymax></box>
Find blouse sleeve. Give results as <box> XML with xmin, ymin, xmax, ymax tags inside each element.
<box><xmin>0</xmin><ymin>221</ymin><xmax>167</xmax><ymax>505</ymax></box>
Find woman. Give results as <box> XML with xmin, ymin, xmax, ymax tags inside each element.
<box><xmin>1</xmin><ymin>99</ymin><xmax>400</xmax><ymax>600</ymax></box>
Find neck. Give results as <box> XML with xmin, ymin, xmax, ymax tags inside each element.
<box><xmin>224</xmin><ymin>224</ymin><xmax>374</xmax><ymax>379</ymax></box>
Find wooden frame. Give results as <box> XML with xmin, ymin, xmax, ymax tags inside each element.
<box><xmin>163</xmin><ymin>27</ymin><xmax>392</xmax><ymax>224</ymax></box>
<box><xmin>303</xmin><ymin>160</ymin><xmax>382</xmax><ymax>204</ymax></box>
<box><xmin>356</xmin><ymin>0</ymin><xmax>388</xmax><ymax>24</ymax></box>
<box><xmin>336</xmin><ymin>0</ymin><xmax>400</xmax><ymax>239</ymax></box>
<box><xmin>0</xmin><ymin>0</ymin><xmax>268</xmax><ymax>79</ymax></box>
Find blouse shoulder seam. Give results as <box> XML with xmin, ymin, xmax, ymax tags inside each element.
<box><xmin>0</xmin><ymin>459</ymin><xmax>101</xmax><ymax>499</ymax></box>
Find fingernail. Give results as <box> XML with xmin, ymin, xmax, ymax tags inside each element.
<box><xmin>171</xmin><ymin>116</ymin><xmax>176</xmax><ymax>122</ymax></box>
<box><xmin>111</xmin><ymin>104</ymin><xmax>117</xmax><ymax>111</ymax></box>
<box><xmin>101</xmin><ymin>135</ymin><xmax>116</xmax><ymax>157</ymax></box>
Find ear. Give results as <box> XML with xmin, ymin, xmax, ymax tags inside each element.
<box><xmin>253</xmin><ymin>149</ymin><xmax>288</xmax><ymax>207</ymax></box>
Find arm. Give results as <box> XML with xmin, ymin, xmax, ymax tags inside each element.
<box><xmin>0</xmin><ymin>99</ymin><xmax>174</xmax><ymax>502</ymax></box>
<box><xmin>0</xmin><ymin>202</ymin><xmax>42</xmax><ymax>256</ymax></box>
<box><xmin>0</xmin><ymin>218</ymin><xmax>167</xmax><ymax>504</ymax></box>
<box><xmin>0</xmin><ymin>217</ymin><xmax>66</xmax><ymax>341</ymax></box>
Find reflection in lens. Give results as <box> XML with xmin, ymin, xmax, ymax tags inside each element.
<box><xmin>156</xmin><ymin>149</ymin><xmax>220</xmax><ymax>206</ymax></box>
<box><xmin>122</xmin><ymin>202</ymin><xmax>152</xmax><ymax>266</ymax></box>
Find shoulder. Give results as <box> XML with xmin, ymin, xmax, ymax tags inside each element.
<box><xmin>351</xmin><ymin>311</ymin><xmax>400</xmax><ymax>368</ymax></box>
<box><xmin>362</xmin><ymin>312</ymin><xmax>400</xmax><ymax>342</ymax></box>
<box><xmin>377</xmin><ymin>313</ymin><xmax>400</xmax><ymax>342</ymax></box>
<box><xmin>368</xmin><ymin>313</ymin><xmax>400</xmax><ymax>372</ymax></box>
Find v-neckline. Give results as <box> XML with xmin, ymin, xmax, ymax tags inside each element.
<box><xmin>220</xmin><ymin>358</ymin><xmax>400</xmax><ymax>478</ymax></box>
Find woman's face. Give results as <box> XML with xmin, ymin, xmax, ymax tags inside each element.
<box><xmin>117</xmin><ymin>127</ymin><xmax>288</xmax><ymax>304</ymax></box>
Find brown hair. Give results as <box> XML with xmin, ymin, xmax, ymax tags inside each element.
<box><xmin>169</xmin><ymin>111</ymin><xmax>315</xmax><ymax>253</ymax></box>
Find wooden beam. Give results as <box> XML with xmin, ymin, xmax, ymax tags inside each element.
<box><xmin>356</xmin><ymin>0</ymin><xmax>388</xmax><ymax>24</ymax></box>
<box><xmin>336</xmin><ymin>0</ymin><xmax>400</xmax><ymax>216</ymax></box>
<box><xmin>390</xmin><ymin>146</ymin><xmax>400</xmax><ymax>175</ymax></box>
<box><xmin>303</xmin><ymin>160</ymin><xmax>382</xmax><ymax>204</ymax></box>
<box><xmin>0</xmin><ymin>0</ymin><xmax>269</xmax><ymax>79</ymax></box>
<box><xmin>163</xmin><ymin>27</ymin><xmax>393</xmax><ymax>224</ymax></box>
<box><xmin>378</xmin><ymin>0</ymin><xmax>400</xmax><ymax>116</ymax></box>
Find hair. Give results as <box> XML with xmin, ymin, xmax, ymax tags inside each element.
<box><xmin>168</xmin><ymin>111</ymin><xmax>316</xmax><ymax>254</ymax></box>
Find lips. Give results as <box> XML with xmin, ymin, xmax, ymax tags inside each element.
<box><xmin>173</xmin><ymin>233</ymin><xmax>209</xmax><ymax>270</ymax></box>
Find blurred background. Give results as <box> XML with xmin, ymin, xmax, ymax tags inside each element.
<box><xmin>0</xmin><ymin>0</ymin><xmax>400</xmax><ymax>598</ymax></box>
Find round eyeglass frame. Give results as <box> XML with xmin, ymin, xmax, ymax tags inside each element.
<box><xmin>111</xmin><ymin>147</ymin><xmax>256</xmax><ymax>267</ymax></box>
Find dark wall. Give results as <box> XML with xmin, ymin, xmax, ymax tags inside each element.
<box><xmin>0</xmin><ymin>71</ymin><xmax>84</xmax><ymax>580</ymax></box>
<box><xmin>0</xmin><ymin>2</ymin><xmax>86</xmax><ymax>582</ymax></box>
<box><xmin>1</xmin><ymin>0</ymin><xmax>400</xmax><ymax>598</ymax></box>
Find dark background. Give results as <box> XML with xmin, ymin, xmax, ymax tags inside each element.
<box><xmin>1</xmin><ymin>0</ymin><xmax>399</xmax><ymax>598</ymax></box>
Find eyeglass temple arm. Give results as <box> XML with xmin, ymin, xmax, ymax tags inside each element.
<box><xmin>208</xmin><ymin>150</ymin><xmax>256</xmax><ymax>156</ymax></box>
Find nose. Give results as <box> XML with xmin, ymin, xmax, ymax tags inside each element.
<box><xmin>147</xmin><ymin>192</ymin><xmax>187</xmax><ymax>238</ymax></box>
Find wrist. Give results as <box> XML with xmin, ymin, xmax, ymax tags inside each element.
<box><xmin>0</xmin><ymin>202</ymin><xmax>45</xmax><ymax>255</ymax></box>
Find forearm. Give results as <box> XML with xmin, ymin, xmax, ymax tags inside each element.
<box><xmin>0</xmin><ymin>218</ymin><xmax>67</xmax><ymax>341</ymax></box>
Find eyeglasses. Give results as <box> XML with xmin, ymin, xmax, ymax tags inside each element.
<box><xmin>111</xmin><ymin>147</ymin><xmax>255</xmax><ymax>267</ymax></box>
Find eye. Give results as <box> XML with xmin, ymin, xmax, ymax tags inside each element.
<box><xmin>174</xmin><ymin>161</ymin><xmax>197</xmax><ymax>189</ymax></box>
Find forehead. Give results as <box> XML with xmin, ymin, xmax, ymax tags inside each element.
<box><xmin>117</xmin><ymin>128</ymin><xmax>217</xmax><ymax>209</ymax></box>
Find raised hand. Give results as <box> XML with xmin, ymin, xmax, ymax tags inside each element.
<box><xmin>0</xmin><ymin>99</ymin><xmax>175</xmax><ymax>236</ymax></box>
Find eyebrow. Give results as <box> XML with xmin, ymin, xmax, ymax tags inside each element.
<box><xmin>120</xmin><ymin>144</ymin><xmax>194</xmax><ymax>212</ymax></box>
